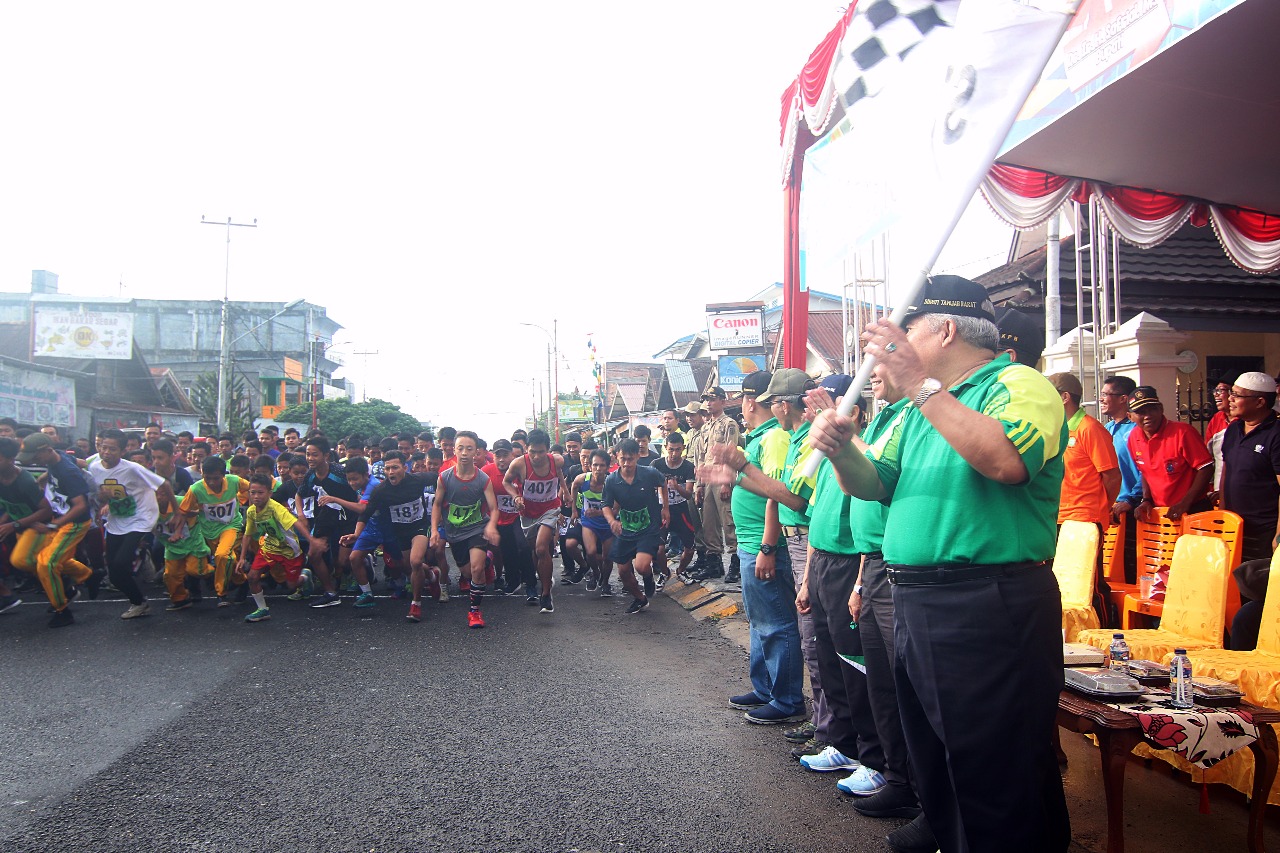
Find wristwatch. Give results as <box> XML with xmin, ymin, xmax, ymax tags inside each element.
<box><xmin>911</xmin><ymin>378</ymin><xmax>944</xmax><ymax>408</ymax></box>
<box><xmin>759</xmin><ymin>543</ymin><xmax>777</xmax><ymax>556</ymax></box>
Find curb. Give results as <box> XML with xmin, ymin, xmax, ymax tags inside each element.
<box><xmin>661</xmin><ymin>576</ymin><xmax>749</xmax><ymax>650</ymax></box>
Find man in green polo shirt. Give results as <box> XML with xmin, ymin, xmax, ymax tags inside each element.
<box><xmin>808</xmin><ymin>275</ymin><xmax>1069</xmax><ymax>853</ymax></box>
<box><xmin>755</xmin><ymin>368</ymin><xmax>831</xmax><ymax>742</ymax></box>
<box><xmin>721</xmin><ymin>371</ymin><xmax>806</xmax><ymax>725</ymax></box>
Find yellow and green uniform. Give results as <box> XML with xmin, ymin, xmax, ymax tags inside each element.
<box><xmin>730</xmin><ymin>417</ymin><xmax>789</xmax><ymax>554</ymax></box>
<box><xmin>848</xmin><ymin>399</ymin><xmax>910</xmax><ymax>555</ymax></box>
<box><xmin>180</xmin><ymin>476</ymin><xmax>250</xmax><ymax>596</ymax></box>
<box><xmin>3</xmin><ymin>469</ymin><xmax>92</xmax><ymax>611</ymax></box>
<box><xmin>869</xmin><ymin>354</ymin><xmax>1066</xmax><ymax>566</ymax></box>
<box><xmin>244</xmin><ymin>499</ymin><xmax>303</xmax><ymax>558</ymax></box>
<box><xmin>779</xmin><ymin>420</ymin><xmax>816</xmax><ymax>529</ymax></box>
<box><xmin>161</xmin><ymin>499</ymin><xmax>212</xmax><ymax>604</ymax></box>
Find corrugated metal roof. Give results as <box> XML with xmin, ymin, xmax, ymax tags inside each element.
<box><xmin>618</xmin><ymin>384</ymin><xmax>648</xmax><ymax>414</ymax></box>
<box><xmin>665</xmin><ymin>359</ymin><xmax>698</xmax><ymax>394</ymax></box>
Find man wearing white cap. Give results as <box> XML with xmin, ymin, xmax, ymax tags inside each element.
<box><xmin>1220</xmin><ymin>372</ymin><xmax>1280</xmax><ymax>561</ymax></box>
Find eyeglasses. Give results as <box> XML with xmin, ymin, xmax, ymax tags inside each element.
<box><xmin>1229</xmin><ymin>391</ymin><xmax>1264</xmax><ymax>399</ymax></box>
<box><xmin>1212</xmin><ymin>388</ymin><xmax>1230</xmax><ymax>396</ymax></box>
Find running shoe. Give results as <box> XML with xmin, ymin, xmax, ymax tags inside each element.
<box><xmin>784</xmin><ymin>721</ymin><xmax>817</xmax><ymax>742</ymax></box>
<box><xmin>729</xmin><ymin>691</ymin><xmax>767</xmax><ymax>709</ymax></box>
<box><xmin>560</xmin><ymin>573</ymin><xmax>579</xmax><ymax>586</ymax></box>
<box><xmin>655</xmin><ymin>573</ymin><xmax>667</xmax><ymax>591</ymax></box>
<box><xmin>216</xmin><ymin>596</ymin><xmax>230</xmax><ymax>608</ymax></box>
<box><xmin>0</xmin><ymin>595</ymin><xmax>22</xmax><ymax>614</ymax></box>
<box><xmin>836</xmin><ymin>766</ymin><xmax>887</xmax><ymax>797</ymax></box>
<box><xmin>539</xmin><ymin>594</ymin><xmax>554</xmax><ymax>614</ymax></box>
<box><xmin>309</xmin><ymin>592</ymin><xmax>342</xmax><ymax>608</ymax></box>
<box><xmin>244</xmin><ymin>607</ymin><xmax>271</xmax><ymax>623</ymax></box>
<box><xmin>599</xmin><ymin>582</ymin><xmax>614</xmax><ymax>597</ymax></box>
<box><xmin>406</xmin><ymin>601</ymin><xmax>422</xmax><ymax>623</ymax></box>
<box><xmin>300</xmin><ymin>568</ymin><xmax>315</xmax><ymax>597</ymax></box>
<box><xmin>467</xmin><ymin>609</ymin><xmax>485</xmax><ymax>629</ymax></box>
<box><xmin>525</xmin><ymin>594</ymin><xmax>539</xmax><ymax>606</ymax></box>
<box><xmin>790</xmin><ymin>738</ymin><xmax>830</xmax><ymax>760</ymax></box>
<box><xmin>438</xmin><ymin>586</ymin><xmax>449</xmax><ymax>603</ymax></box>
<box><xmin>744</xmin><ymin>705</ymin><xmax>807</xmax><ymax>725</ymax></box>
<box><xmin>799</xmin><ymin>745</ymin><xmax>860</xmax><ymax>773</ymax></box>
<box><xmin>165</xmin><ymin>598</ymin><xmax>193</xmax><ymax>611</ymax></box>
<box><xmin>286</xmin><ymin>589</ymin><xmax>306</xmax><ymax>602</ymax></box>
<box><xmin>48</xmin><ymin>608</ymin><xmax>74</xmax><ymax>628</ymax></box>
<box><xmin>121</xmin><ymin>601</ymin><xmax>151</xmax><ymax>620</ymax></box>
<box><xmin>584</xmin><ymin>572</ymin><xmax>598</xmax><ymax>592</ymax></box>
<box><xmin>354</xmin><ymin>591</ymin><xmax>376</xmax><ymax>608</ymax></box>
<box><xmin>625</xmin><ymin>597</ymin><xmax>649</xmax><ymax>615</ymax></box>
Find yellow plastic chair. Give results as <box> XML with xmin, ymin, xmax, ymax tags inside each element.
<box><xmin>1077</xmin><ymin>534</ymin><xmax>1229</xmax><ymax>661</ymax></box>
<box><xmin>1054</xmin><ymin>521</ymin><xmax>1100</xmax><ymax>641</ymax></box>
<box><xmin>1181</xmin><ymin>510</ymin><xmax>1244</xmax><ymax>631</ymax></box>
<box><xmin>1120</xmin><ymin>507</ymin><xmax>1183</xmax><ymax>628</ymax></box>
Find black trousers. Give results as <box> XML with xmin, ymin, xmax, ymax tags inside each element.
<box><xmin>893</xmin><ymin>567</ymin><xmax>1070</xmax><ymax>853</ymax></box>
<box><xmin>807</xmin><ymin>549</ymin><xmax>884</xmax><ymax>770</ymax></box>
<box><xmin>105</xmin><ymin>531</ymin><xmax>147</xmax><ymax>606</ymax></box>
<box><xmin>499</xmin><ymin>524</ymin><xmax>535</xmax><ymax>592</ymax></box>
<box><xmin>859</xmin><ymin>554</ymin><xmax>914</xmax><ymax>791</ymax></box>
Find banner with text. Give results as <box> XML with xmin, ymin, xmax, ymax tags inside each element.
<box><xmin>33</xmin><ymin>307</ymin><xmax>134</xmax><ymax>360</ymax></box>
<box><xmin>0</xmin><ymin>362</ymin><xmax>77</xmax><ymax>427</ymax></box>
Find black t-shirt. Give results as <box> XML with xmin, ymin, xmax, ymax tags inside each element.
<box><xmin>273</xmin><ymin>480</ymin><xmax>298</xmax><ymax>509</ymax></box>
<box><xmin>602</xmin><ymin>466</ymin><xmax>665</xmax><ymax>540</ymax></box>
<box><xmin>635</xmin><ymin>449</ymin><xmax>661</xmax><ymax>468</ymax></box>
<box><xmin>46</xmin><ymin>456</ymin><xmax>91</xmax><ymax>521</ymax></box>
<box><xmin>362</xmin><ymin>473</ymin><xmax>431</xmax><ymax>537</ymax></box>
<box><xmin>563</xmin><ymin>464</ymin><xmax>583</xmax><ymax>507</ymax></box>
<box><xmin>0</xmin><ymin>470</ymin><xmax>44</xmax><ymax>521</ymax></box>
<box><xmin>298</xmin><ymin>465</ymin><xmax>359</xmax><ymax>533</ymax></box>
<box><xmin>1222</xmin><ymin>414</ymin><xmax>1280</xmax><ymax>527</ymax></box>
<box><xmin>651</xmin><ymin>458</ymin><xmax>696</xmax><ymax>510</ymax></box>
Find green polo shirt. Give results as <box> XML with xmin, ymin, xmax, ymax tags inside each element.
<box><xmin>849</xmin><ymin>399</ymin><xmax>910</xmax><ymax>555</ymax></box>
<box><xmin>808</xmin><ymin>458</ymin><xmax>855</xmax><ymax>554</ymax></box>
<box><xmin>731</xmin><ymin>417</ymin><xmax>789</xmax><ymax>554</ymax></box>
<box><xmin>779</xmin><ymin>420</ymin><xmax>815</xmax><ymax>528</ymax></box>
<box><xmin>871</xmin><ymin>353</ymin><xmax>1066</xmax><ymax>566</ymax></box>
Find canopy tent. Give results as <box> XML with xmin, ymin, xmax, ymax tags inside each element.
<box><xmin>779</xmin><ymin>0</ymin><xmax>1280</xmax><ymax>365</ymax></box>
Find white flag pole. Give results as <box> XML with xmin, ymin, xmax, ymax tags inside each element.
<box><xmin>795</xmin><ymin>0</ymin><xmax>1080</xmax><ymax>481</ymax></box>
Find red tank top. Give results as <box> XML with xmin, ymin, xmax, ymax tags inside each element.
<box><xmin>519</xmin><ymin>453</ymin><xmax>561</xmax><ymax>518</ymax></box>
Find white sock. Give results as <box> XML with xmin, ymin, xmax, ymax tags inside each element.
<box><xmin>359</xmin><ymin>583</ymin><xmax>371</xmax><ymax>594</ymax></box>
<box><xmin>252</xmin><ymin>592</ymin><xmax>267</xmax><ymax>610</ymax></box>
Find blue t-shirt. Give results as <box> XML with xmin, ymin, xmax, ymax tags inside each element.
<box><xmin>602</xmin><ymin>466</ymin><xmax>665</xmax><ymax>540</ymax></box>
<box><xmin>1106</xmin><ymin>418</ymin><xmax>1143</xmax><ymax>506</ymax></box>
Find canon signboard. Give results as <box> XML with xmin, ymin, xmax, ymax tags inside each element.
<box><xmin>706</xmin><ymin>310</ymin><xmax>764</xmax><ymax>350</ymax></box>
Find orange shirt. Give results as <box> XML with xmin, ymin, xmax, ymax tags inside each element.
<box><xmin>1058</xmin><ymin>410</ymin><xmax>1119</xmax><ymax>525</ymax></box>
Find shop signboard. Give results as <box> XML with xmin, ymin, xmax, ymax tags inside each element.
<box><xmin>0</xmin><ymin>362</ymin><xmax>76</xmax><ymax>427</ymax></box>
<box><xmin>706</xmin><ymin>309</ymin><xmax>764</xmax><ymax>350</ymax></box>
<box><xmin>557</xmin><ymin>398</ymin><xmax>594</xmax><ymax>423</ymax></box>
<box><xmin>32</xmin><ymin>307</ymin><xmax>134</xmax><ymax>360</ymax></box>
<box><xmin>717</xmin><ymin>355</ymin><xmax>766</xmax><ymax>393</ymax></box>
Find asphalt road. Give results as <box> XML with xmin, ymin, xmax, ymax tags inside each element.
<box><xmin>1</xmin><ymin>577</ymin><xmax>902</xmax><ymax>853</ymax></box>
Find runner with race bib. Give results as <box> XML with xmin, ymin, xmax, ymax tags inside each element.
<box><xmin>179</xmin><ymin>456</ymin><xmax>250</xmax><ymax>606</ymax></box>
<box><xmin>431</xmin><ymin>431</ymin><xmax>500</xmax><ymax>629</ymax></box>
<box><xmin>502</xmin><ymin>428</ymin><xmax>566</xmax><ymax>614</ymax></box>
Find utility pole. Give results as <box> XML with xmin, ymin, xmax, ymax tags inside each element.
<box><xmin>202</xmin><ymin>215</ymin><xmax>257</xmax><ymax>433</ymax></box>
<box><xmin>353</xmin><ymin>349</ymin><xmax>379</xmax><ymax>402</ymax></box>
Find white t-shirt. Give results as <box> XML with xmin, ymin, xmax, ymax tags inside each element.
<box><xmin>90</xmin><ymin>458</ymin><xmax>165</xmax><ymax>535</ymax></box>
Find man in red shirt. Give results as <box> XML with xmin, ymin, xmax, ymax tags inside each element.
<box><xmin>1127</xmin><ymin>386</ymin><xmax>1213</xmax><ymax>522</ymax></box>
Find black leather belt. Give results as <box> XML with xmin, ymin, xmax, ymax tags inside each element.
<box><xmin>886</xmin><ymin>559</ymin><xmax>1050</xmax><ymax>586</ymax></box>
<box><xmin>782</xmin><ymin>525</ymin><xmax>809</xmax><ymax>537</ymax></box>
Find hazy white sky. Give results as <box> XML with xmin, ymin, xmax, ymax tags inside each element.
<box><xmin>0</xmin><ymin>1</ymin><xmax>1010</xmax><ymax>439</ymax></box>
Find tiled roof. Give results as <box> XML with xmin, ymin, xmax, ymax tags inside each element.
<box><xmin>974</xmin><ymin>223</ymin><xmax>1280</xmax><ymax>330</ymax></box>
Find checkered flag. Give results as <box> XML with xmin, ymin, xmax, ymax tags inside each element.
<box><xmin>832</xmin><ymin>0</ymin><xmax>960</xmax><ymax>113</ymax></box>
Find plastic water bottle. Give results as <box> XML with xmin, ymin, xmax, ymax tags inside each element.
<box><xmin>1109</xmin><ymin>633</ymin><xmax>1130</xmax><ymax>673</ymax></box>
<box><xmin>1170</xmin><ymin>648</ymin><xmax>1193</xmax><ymax>709</ymax></box>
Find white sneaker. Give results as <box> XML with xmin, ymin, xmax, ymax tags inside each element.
<box><xmin>799</xmin><ymin>745</ymin><xmax>860</xmax><ymax>773</ymax></box>
<box><xmin>836</xmin><ymin>765</ymin><xmax>887</xmax><ymax>796</ymax></box>
<box><xmin>121</xmin><ymin>601</ymin><xmax>151</xmax><ymax>620</ymax></box>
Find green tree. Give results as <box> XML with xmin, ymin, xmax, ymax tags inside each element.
<box><xmin>189</xmin><ymin>371</ymin><xmax>254</xmax><ymax>436</ymax></box>
<box><xmin>274</xmin><ymin>397</ymin><xmax>423</xmax><ymax>439</ymax></box>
